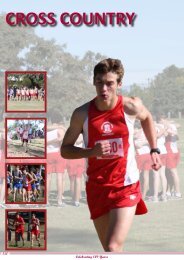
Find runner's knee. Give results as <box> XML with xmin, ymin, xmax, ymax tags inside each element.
<box><xmin>106</xmin><ymin>241</ymin><xmax>123</xmax><ymax>252</ymax></box>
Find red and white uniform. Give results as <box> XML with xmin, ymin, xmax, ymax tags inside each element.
<box><xmin>26</xmin><ymin>89</ymin><xmax>30</xmax><ymax>97</ymax></box>
<box><xmin>47</xmin><ymin>129</ymin><xmax>66</xmax><ymax>173</ymax></box>
<box><xmin>14</xmin><ymin>216</ymin><xmax>25</xmax><ymax>235</ymax></box>
<box><xmin>17</xmin><ymin>89</ymin><xmax>20</xmax><ymax>97</ymax></box>
<box><xmin>31</xmin><ymin>218</ymin><xmax>40</xmax><ymax>236</ymax></box>
<box><xmin>165</xmin><ymin>124</ymin><xmax>180</xmax><ymax>169</ymax></box>
<box><xmin>21</xmin><ymin>89</ymin><xmax>25</xmax><ymax>97</ymax></box>
<box><xmin>19</xmin><ymin>127</ymin><xmax>24</xmax><ymax>140</ymax></box>
<box><xmin>155</xmin><ymin>124</ymin><xmax>167</xmax><ymax>166</ymax></box>
<box><xmin>22</xmin><ymin>129</ymin><xmax>29</xmax><ymax>141</ymax></box>
<box><xmin>83</xmin><ymin>96</ymin><xmax>147</xmax><ymax>219</ymax></box>
<box><xmin>23</xmin><ymin>175</ymin><xmax>32</xmax><ymax>191</ymax></box>
<box><xmin>30</xmin><ymin>89</ymin><xmax>34</xmax><ymax>97</ymax></box>
<box><xmin>34</xmin><ymin>88</ymin><xmax>38</xmax><ymax>98</ymax></box>
<box><xmin>134</xmin><ymin>130</ymin><xmax>152</xmax><ymax>171</ymax></box>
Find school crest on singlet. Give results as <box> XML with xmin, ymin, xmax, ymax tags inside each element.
<box><xmin>101</xmin><ymin>121</ymin><xmax>113</xmax><ymax>134</ymax></box>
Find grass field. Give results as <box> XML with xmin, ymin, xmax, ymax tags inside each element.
<box><xmin>7</xmin><ymin>100</ymin><xmax>45</xmax><ymax>111</ymax></box>
<box><xmin>43</xmin><ymin>167</ymin><xmax>184</xmax><ymax>253</ymax></box>
<box><xmin>7</xmin><ymin>186</ymin><xmax>45</xmax><ymax>203</ymax></box>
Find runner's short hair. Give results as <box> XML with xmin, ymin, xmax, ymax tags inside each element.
<box><xmin>94</xmin><ymin>58</ymin><xmax>124</xmax><ymax>83</ymax></box>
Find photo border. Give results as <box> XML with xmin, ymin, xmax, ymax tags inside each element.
<box><xmin>5</xmin><ymin>163</ymin><xmax>47</xmax><ymax>205</ymax></box>
<box><xmin>5</xmin><ymin>71</ymin><xmax>47</xmax><ymax>113</ymax></box>
<box><xmin>5</xmin><ymin>209</ymin><xmax>47</xmax><ymax>251</ymax></box>
<box><xmin>5</xmin><ymin>117</ymin><xmax>47</xmax><ymax>160</ymax></box>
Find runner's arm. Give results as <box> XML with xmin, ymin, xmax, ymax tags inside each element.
<box><xmin>61</xmin><ymin>108</ymin><xmax>94</xmax><ymax>159</ymax></box>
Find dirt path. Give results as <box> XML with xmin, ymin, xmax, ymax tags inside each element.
<box><xmin>7</xmin><ymin>140</ymin><xmax>45</xmax><ymax>158</ymax></box>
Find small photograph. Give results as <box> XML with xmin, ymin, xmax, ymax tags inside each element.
<box><xmin>6</xmin><ymin>210</ymin><xmax>47</xmax><ymax>250</ymax></box>
<box><xmin>6</xmin><ymin>118</ymin><xmax>46</xmax><ymax>159</ymax></box>
<box><xmin>6</xmin><ymin>164</ymin><xmax>46</xmax><ymax>204</ymax></box>
<box><xmin>5</xmin><ymin>71</ymin><xmax>46</xmax><ymax>113</ymax></box>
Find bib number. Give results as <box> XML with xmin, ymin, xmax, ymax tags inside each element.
<box><xmin>96</xmin><ymin>138</ymin><xmax>124</xmax><ymax>159</ymax></box>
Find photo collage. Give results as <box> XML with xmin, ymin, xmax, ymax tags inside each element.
<box><xmin>3</xmin><ymin>71</ymin><xmax>47</xmax><ymax>251</ymax></box>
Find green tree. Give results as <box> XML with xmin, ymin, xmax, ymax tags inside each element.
<box><xmin>149</xmin><ymin>65</ymin><xmax>184</xmax><ymax>117</ymax></box>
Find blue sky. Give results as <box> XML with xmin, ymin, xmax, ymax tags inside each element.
<box><xmin>1</xmin><ymin>0</ymin><xmax>184</xmax><ymax>86</ymax></box>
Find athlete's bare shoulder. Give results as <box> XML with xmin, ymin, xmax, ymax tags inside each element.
<box><xmin>62</xmin><ymin>101</ymin><xmax>90</xmax><ymax>146</ymax></box>
<box><xmin>72</xmin><ymin>101</ymin><xmax>90</xmax><ymax>125</ymax></box>
<box><xmin>123</xmin><ymin>96</ymin><xmax>143</xmax><ymax>117</ymax></box>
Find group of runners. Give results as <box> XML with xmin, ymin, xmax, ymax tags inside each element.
<box><xmin>47</xmin><ymin>125</ymin><xmax>86</xmax><ymax>207</ymax></box>
<box><xmin>7</xmin><ymin>165</ymin><xmax>44</xmax><ymax>203</ymax></box>
<box><xmin>8</xmin><ymin>212</ymin><xmax>41</xmax><ymax>248</ymax></box>
<box><xmin>47</xmin><ymin>118</ymin><xmax>182</xmax><ymax>208</ymax></box>
<box><xmin>7</xmin><ymin>86</ymin><xmax>45</xmax><ymax>102</ymax></box>
<box><xmin>135</xmin><ymin>117</ymin><xmax>182</xmax><ymax>202</ymax></box>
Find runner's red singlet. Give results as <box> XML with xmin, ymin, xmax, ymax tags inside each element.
<box><xmin>83</xmin><ymin>96</ymin><xmax>147</xmax><ymax>219</ymax></box>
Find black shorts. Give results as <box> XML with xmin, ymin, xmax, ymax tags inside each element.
<box><xmin>22</xmin><ymin>139</ymin><xmax>28</xmax><ymax>143</ymax></box>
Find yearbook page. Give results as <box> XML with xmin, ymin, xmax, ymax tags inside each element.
<box><xmin>0</xmin><ymin>0</ymin><xmax>184</xmax><ymax>258</ymax></box>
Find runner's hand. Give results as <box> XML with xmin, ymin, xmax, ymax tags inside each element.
<box><xmin>151</xmin><ymin>152</ymin><xmax>162</xmax><ymax>171</ymax></box>
<box><xmin>91</xmin><ymin>140</ymin><xmax>111</xmax><ymax>157</ymax></box>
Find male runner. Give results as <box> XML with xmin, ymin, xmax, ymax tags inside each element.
<box><xmin>13</xmin><ymin>165</ymin><xmax>23</xmax><ymax>202</ymax></box>
<box><xmin>35</xmin><ymin>167</ymin><xmax>43</xmax><ymax>201</ymax></box>
<box><xmin>30</xmin><ymin>213</ymin><xmax>41</xmax><ymax>247</ymax></box>
<box><xmin>61</xmin><ymin>58</ymin><xmax>161</xmax><ymax>252</ymax></box>
<box><xmin>22</xmin><ymin>125</ymin><xmax>29</xmax><ymax>153</ymax></box>
<box><xmin>13</xmin><ymin>212</ymin><xmax>25</xmax><ymax>247</ymax></box>
<box><xmin>22</xmin><ymin>168</ymin><xmax>34</xmax><ymax>202</ymax></box>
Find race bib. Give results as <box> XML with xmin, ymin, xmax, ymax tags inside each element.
<box><xmin>95</xmin><ymin>138</ymin><xmax>124</xmax><ymax>159</ymax></box>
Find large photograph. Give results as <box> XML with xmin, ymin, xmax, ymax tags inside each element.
<box><xmin>0</xmin><ymin>0</ymin><xmax>184</xmax><ymax>255</ymax></box>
